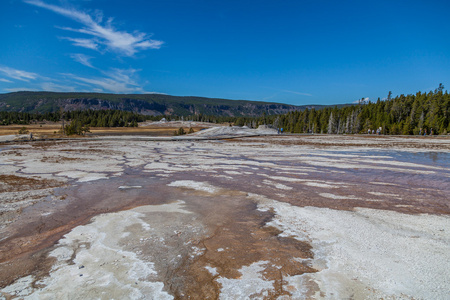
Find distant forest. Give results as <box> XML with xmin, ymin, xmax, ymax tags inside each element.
<box><xmin>0</xmin><ymin>110</ymin><xmax>156</xmax><ymax>127</ymax></box>
<box><xmin>237</xmin><ymin>86</ymin><xmax>449</xmax><ymax>135</ymax></box>
<box><xmin>1</xmin><ymin>87</ymin><xmax>449</xmax><ymax>135</ymax></box>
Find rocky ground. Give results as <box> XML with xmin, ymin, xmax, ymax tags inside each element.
<box><xmin>0</xmin><ymin>134</ymin><xmax>449</xmax><ymax>299</ymax></box>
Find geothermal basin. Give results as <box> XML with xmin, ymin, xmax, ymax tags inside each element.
<box><xmin>0</xmin><ymin>135</ymin><xmax>449</xmax><ymax>299</ymax></box>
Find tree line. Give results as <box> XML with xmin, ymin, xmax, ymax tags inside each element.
<box><xmin>0</xmin><ymin>109</ymin><xmax>234</xmax><ymax>127</ymax></box>
<box><xmin>1</xmin><ymin>86</ymin><xmax>449</xmax><ymax>135</ymax></box>
<box><xmin>0</xmin><ymin>110</ymin><xmax>165</xmax><ymax>127</ymax></box>
<box><xmin>234</xmin><ymin>86</ymin><xmax>449</xmax><ymax>135</ymax></box>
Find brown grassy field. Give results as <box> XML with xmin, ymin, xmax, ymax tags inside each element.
<box><xmin>0</xmin><ymin>122</ymin><xmax>207</xmax><ymax>138</ymax></box>
<box><xmin>0</xmin><ymin>123</ymin><xmax>63</xmax><ymax>137</ymax></box>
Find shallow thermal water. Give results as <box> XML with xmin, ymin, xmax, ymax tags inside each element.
<box><xmin>0</xmin><ymin>136</ymin><xmax>449</xmax><ymax>299</ymax></box>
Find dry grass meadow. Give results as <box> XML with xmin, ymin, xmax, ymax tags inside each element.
<box><xmin>0</xmin><ymin>122</ymin><xmax>208</xmax><ymax>138</ymax></box>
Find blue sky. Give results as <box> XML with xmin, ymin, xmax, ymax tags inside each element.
<box><xmin>0</xmin><ymin>0</ymin><xmax>449</xmax><ymax>105</ymax></box>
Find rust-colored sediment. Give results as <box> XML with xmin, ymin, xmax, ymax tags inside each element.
<box><xmin>0</xmin><ymin>175</ymin><xmax>61</xmax><ymax>193</ymax></box>
<box><xmin>1</xmin><ymin>179</ymin><xmax>317</xmax><ymax>297</ymax></box>
<box><xmin>0</xmin><ymin>175</ymin><xmax>172</xmax><ymax>287</ymax></box>
<box><xmin>160</xmin><ymin>189</ymin><xmax>316</xmax><ymax>299</ymax></box>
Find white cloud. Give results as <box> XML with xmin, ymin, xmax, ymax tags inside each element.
<box><xmin>70</xmin><ymin>53</ymin><xmax>95</xmax><ymax>68</ymax></box>
<box><xmin>70</xmin><ymin>76</ymin><xmax>141</xmax><ymax>93</ymax></box>
<box><xmin>41</xmin><ymin>82</ymin><xmax>76</xmax><ymax>92</ymax></box>
<box><xmin>64</xmin><ymin>37</ymin><xmax>99</xmax><ymax>51</ymax></box>
<box><xmin>63</xmin><ymin>68</ymin><xmax>144</xmax><ymax>93</ymax></box>
<box><xmin>24</xmin><ymin>0</ymin><xmax>163</xmax><ymax>56</ymax></box>
<box><xmin>0</xmin><ymin>66</ymin><xmax>39</xmax><ymax>82</ymax></box>
<box><xmin>0</xmin><ymin>65</ymin><xmax>147</xmax><ymax>94</ymax></box>
<box><xmin>101</xmin><ymin>68</ymin><xmax>139</xmax><ymax>85</ymax></box>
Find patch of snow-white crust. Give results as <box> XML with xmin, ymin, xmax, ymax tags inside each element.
<box><xmin>253</xmin><ymin>195</ymin><xmax>450</xmax><ymax>299</ymax></box>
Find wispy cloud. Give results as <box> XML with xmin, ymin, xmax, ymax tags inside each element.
<box><xmin>64</xmin><ymin>37</ymin><xmax>99</xmax><ymax>51</ymax></box>
<box><xmin>41</xmin><ymin>82</ymin><xmax>76</xmax><ymax>92</ymax></box>
<box><xmin>101</xmin><ymin>68</ymin><xmax>139</xmax><ymax>85</ymax></box>
<box><xmin>0</xmin><ymin>66</ymin><xmax>39</xmax><ymax>82</ymax></box>
<box><xmin>1</xmin><ymin>64</ymin><xmax>149</xmax><ymax>94</ymax></box>
<box><xmin>24</xmin><ymin>0</ymin><xmax>163</xmax><ymax>56</ymax></box>
<box><xmin>68</xmin><ymin>76</ymin><xmax>141</xmax><ymax>93</ymax></box>
<box><xmin>70</xmin><ymin>53</ymin><xmax>95</xmax><ymax>68</ymax></box>
<box><xmin>281</xmin><ymin>89</ymin><xmax>313</xmax><ymax>97</ymax></box>
<box><xmin>62</xmin><ymin>68</ymin><xmax>144</xmax><ymax>93</ymax></box>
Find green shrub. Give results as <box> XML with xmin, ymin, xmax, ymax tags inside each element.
<box><xmin>18</xmin><ymin>127</ymin><xmax>29</xmax><ymax>134</ymax></box>
<box><xmin>174</xmin><ymin>127</ymin><xmax>186</xmax><ymax>136</ymax></box>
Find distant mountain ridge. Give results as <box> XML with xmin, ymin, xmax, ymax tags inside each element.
<box><xmin>0</xmin><ymin>91</ymin><xmax>331</xmax><ymax>117</ymax></box>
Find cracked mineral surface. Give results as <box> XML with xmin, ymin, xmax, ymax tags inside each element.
<box><xmin>0</xmin><ymin>135</ymin><xmax>449</xmax><ymax>299</ymax></box>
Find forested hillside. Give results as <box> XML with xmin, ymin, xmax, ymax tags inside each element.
<box><xmin>0</xmin><ymin>110</ymin><xmax>156</xmax><ymax>127</ymax></box>
<box><xmin>0</xmin><ymin>91</ymin><xmax>312</xmax><ymax>116</ymax></box>
<box><xmin>0</xmin><ymin>109</ymin><xmax>244</xmax><ymax>127</ymax></box>
<box><xmin>1</xmin><ymin>88</ymin><xmax>448</xmax><ymax>136</ymax></box>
